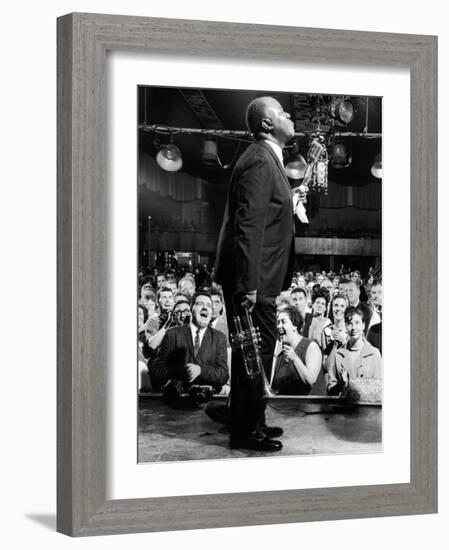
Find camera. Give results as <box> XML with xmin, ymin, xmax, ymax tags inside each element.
<box><xmin>188</xmin><ymin>384</ymin><xmax>213</xmax><ymax>406</ymax></box>
<box><xmin>162</xmin><ymin>380</ymin><xmax>213</xmax><ymax>409</ymax></box>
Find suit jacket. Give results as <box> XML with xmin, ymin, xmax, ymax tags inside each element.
<box><xmin>214</xmin><ymin>140</ymin><xmax>295</xmax><ymax>297</ymax></box>
<box><xmin>150</xmin><ymin>324</ymin><xmax>228</xmax><ymax>391</ymax></box>
<box><xmin>211</xmin><ymin>315</ymin><xmax>229</xmax><ymax>345</ymax></box>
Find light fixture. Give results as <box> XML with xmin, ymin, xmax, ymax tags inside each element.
<box><xmin>156</xmin><ymin>139</ymin><xmax>183</xmax><ymax>172</ymax></box>
<box><xmin>330</xmin><ymin>98</ymin><xmax>355</xmax><ymax>125</ymax></box>
<box><xmin>201</xmin><ymin>139</ymin><xmax>218</xmax><ymax>165</ymax></box>
<box><xmin>371</xmin><ymin>152</ymin><xmax>382</xmax><ymax>179</ymax></box>
<box><xmin>284</xmin><ymin>142</ymin><xmax>307</xmax><ymax>180</ymax></box>
<box><xmin>330</xmin><ymin>142</ymin><xmax>352</xmax><ymax>169</ymax></box>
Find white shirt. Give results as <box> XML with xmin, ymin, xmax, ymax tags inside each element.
<box><xmin>189</xmin><ymin>323</ymin><xmax>207</xmax><ymax>349</ymax></box>
<box><xmin>263</xmin><ymin>139</ymin><xmax>284</xmax><ymax>166</ymax></box>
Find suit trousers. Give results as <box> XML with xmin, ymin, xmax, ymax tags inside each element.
<box><xmin>222</xmin><ymin>287</ymin><xmax>277</xmax><ymax>439</ymax></box>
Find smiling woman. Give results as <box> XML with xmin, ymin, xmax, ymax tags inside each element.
<box><xmin>272</xmin><ymin>306</ymin><xmax>322</xmax><ymax>395</ymax></box>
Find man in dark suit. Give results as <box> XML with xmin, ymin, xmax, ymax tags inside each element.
<box><xmin>214</xmin><ymin>96</ymin><xmax>298</xmax><ymax>451</ymax></box>
<box><xmin>150</xmin><ymin>291</ymin><xmax>229</xmax><ymax>392</ymax></box>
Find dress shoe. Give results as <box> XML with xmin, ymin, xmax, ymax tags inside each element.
<box><xmin>262</xmin><ymin>426</ymin><xmax>284</xmax><ymax>438</ymax></box>
<box><xmin>205</xmin><ymin>404</ymin><xmax>283</xmax><ymax>438</ymax></box>
<box><xmin>230</xmin><ymin>432</ymin><xmax>283</xmax><ymax>452</ymax></box>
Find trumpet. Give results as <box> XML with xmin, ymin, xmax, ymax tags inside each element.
<box><xmin>230</xmin><ymin>309</ymin><xmax>263</xmax><ymax>379</ymax></box>
<box><xmin>230</xmin><ymin>310</ymin><xmax>274</xmax><ymax>398</ymax></box>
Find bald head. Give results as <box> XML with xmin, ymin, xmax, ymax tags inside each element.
<box><xmin>245</xmin><ymin>96</ymin><xmax>294</xmax><ymax>146</ymax></box>
<box><xmin>246</xmin><ymin>97</ymin><xmax>278</xmax><ymax>133</ymax></box>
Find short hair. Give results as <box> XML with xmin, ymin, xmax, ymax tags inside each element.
<box><xmin>157</xmin><ymin>286</ymin><xmax>174</xmax><ymax>300</ymax></box>
<box><xmin>245</xmin><ymin>96</ymin><xmax>274</xmax><ymax>135</ymax></box>
<box><xmin>311</xmin><ymin>286</ymin><xmax>330</xmax><ymax>305</ymax></box>
<box><xmin>174</xmin><ymin>298</ymin><xmax>191</xmax><ymax>311</ymax></box>
<box><xmin>140</xmin><ymin>285</ymin><xmax>156</xmax><ymax>300</ymax></box>
<box><xmin>140</xmin><ymin>275</ymin><xmax>156</xmax><ymax>289</ymax></box>
<box><xmin>332</xmin><ymin>292</ymin><xmax>348</xmax><ymax>304</ymax></box>
<box><xmin>209</xmin><ymin>287</ymin><xmax>223</xmax><ymax>301</ymax></box>
<box><xmin>346</xmin><ymin>278</ymin><xmax>361</xmax><ymax>288</ymax></box>
<box><xmin>173</xmin><ymin>292</ymin><xmax>191</xmax><ymax>309</ymax></box>
<box><xmin>290</xmin><ymin>286</ymin><xmax>308</xmax><ymax>299</ymax></box>
<box><xmin>344</xmin><ymin>305</ymin><xmax>365</xmax><ymax>324</ymax></box>
<box><xmin>339</xmin><ymin>277</ymin><xmax>350</xmax><ymax>286</ymax></box>
<box><xmin>372</xmin><ymin>276</ymin><xmax>382</xmax><ymax>287</ymax></box>
<box><xmin>192</xmin><ymin>290</ymin><xmax>212</xmax><ymax>306</ymax></box>
<box><xmin>277</xmin><ymin>305</ymin><xmax>304</xmax><ymax>332</ymax></box>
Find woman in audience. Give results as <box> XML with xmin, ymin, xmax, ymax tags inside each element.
<box><xmin>138</xmin><ymin>304</ymin><xmax>152</xmax><ymax>392</ymax></box>
<box><xmin>271</xmin><ymin>306</ymin><xmax>322</xmax><ymax>395</ymax></box>
<box><xmin>302</xmin><ymin>287</ymin><xmax>331</xmax><ymax>348</ymax></box>
<box><xmin>144</xmin><ymin>294</ymin><xmax>160</xmax><ymax>341</ymax></box>
<box><xmin>326</xmin><ymin>306</ymin><xmax>382</xmax><ymax>397</ymax></box>
<box><xmin>138</xmin><ymin>303</ymin><xmax>148</xmax><ymax>338</ymax></box>
<box><xmin>322</xmin><ymin>293</ymin><xmax>348</xmax><ymax>355</ymax></box>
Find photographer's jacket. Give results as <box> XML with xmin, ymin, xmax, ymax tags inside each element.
<box><xmin>149</xmin><ymin>325</ymin><xmax>228</xmax><ymax>391</ymax></box>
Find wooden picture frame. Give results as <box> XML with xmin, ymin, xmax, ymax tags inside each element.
<box><xmin>57</xmin><ymin>12</ymin><xmax>437</xmax><ymax>536</ymax></box>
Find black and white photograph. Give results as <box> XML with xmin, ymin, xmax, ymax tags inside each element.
<box><xmin>137</xmin><ymin>86</ymin><xmax>383</xmax><ymax>462</ymax></box>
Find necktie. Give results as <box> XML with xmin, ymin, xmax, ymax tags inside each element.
<box><xmin>194</xmin><ymin>328</ymin><xmax>200</xmax><ymax>359</ymax></box>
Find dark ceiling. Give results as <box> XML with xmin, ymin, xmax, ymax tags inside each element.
<box><xmin>138</xmin><ymin>86</ymin><xmax>382</xmax><ymax>187</ymax></box>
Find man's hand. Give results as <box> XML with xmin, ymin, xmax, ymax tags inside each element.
<box><xmin>241</xmin><ymin>290</ymin><xmax>257</xmax><ymax>312</ymax></box>
<box><xmin>185</xmin><ymin>363</ymin><xmax>201</xmax><ymax>383</ymax></box>
<box><xmin>292</xmin><ymin>184</ymin><xmax>309</xmax><ymax>205</ymax></box>
<box><xmin>292</xmin><ymin>184</ymin><xmax>309</xmax><ymax>223</ymax></box>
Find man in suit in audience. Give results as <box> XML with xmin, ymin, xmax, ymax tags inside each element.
<box><xmin>345</xmin><ymin>279</ymin><xmax>378</xmax><ymax>330</ymax></box>
<box><xmin>209</xmin><ymin>287</ymin><xmax>229</xmax><ymax>344</ymax></box>
<box><xmin>150</xmin><ymin>291</ymin><xmax>228</xmax><ymax>392</ymax></box>
<box><xmin>214</xmin><ymin>96</ymin><xmax>299</xmax><ymax>452</ymax></box>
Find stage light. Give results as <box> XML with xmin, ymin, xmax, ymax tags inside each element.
<box><xmin>201</xmin><ymin>139</ymin><xmax>218</xmax><ymax>165</ymax></box>
<box><xmin>371</xmin><ymin>152</ymin><xmax>382</xmax><ymax>179</ymax></box>
<box><xmin>156</xmin><ymin>143</ymin><xmax>183</xmax><ymax>172</ymax></box>
<box><xmin>330</xmin><ymin>142</ymin><xmax>352</xmax><ymax>169</ymax></box>
<box><xmin>330</xmin><ymin>99</ymin><xmax>355</xmax><ymax>124</ymax></box>
<box><xmin>284</xmin><ymin>142</ymin><xmax>307</xmax><ymax>180</ymax></box>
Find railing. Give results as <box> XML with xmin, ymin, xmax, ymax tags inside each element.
<box><xmin>146</xmin><ymin>231</ymin><xmax>381</xmax><ymax>256</ymax></box>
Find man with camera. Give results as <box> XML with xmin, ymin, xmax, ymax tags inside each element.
<box><xmin>149</xmin><ymin>291</ymin><xmax>228</xmax><ymax>393</ymax></box>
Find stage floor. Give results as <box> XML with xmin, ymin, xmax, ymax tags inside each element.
<box><xmin>138</xmin><ymin>395</ymin><xmax>382</xmax><ymax>462</ymax></box>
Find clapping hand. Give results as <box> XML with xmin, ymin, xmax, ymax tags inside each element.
<box><xmin>185</xmin><ymin>363</ymin><xmax>201</xmax><ymax>383</ymax></box>
<box><xmin>282</xmin><ymin>343</ymin><xmax>296</xmax><ymax>362</ymax></box>
<box><xmin>332</xmin><ymin>328</ymin><xmax>347</xmax><ymax>345</ymax></box>
<box><xmin>339</xmin><ymin>365</ymin><xmax>349</xmax><ymax>385</ymax></box>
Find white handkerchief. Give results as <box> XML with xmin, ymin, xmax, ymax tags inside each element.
<box><xmin>294</xmin><ymin>200</ymin><xmax>309</xmax><ymax>223</ymax></box>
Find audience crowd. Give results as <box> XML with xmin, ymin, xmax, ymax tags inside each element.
<box><xmin>137</xmin><ymin>263</ymin><xmax>383</xmax><ymax>401</ymax></box>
